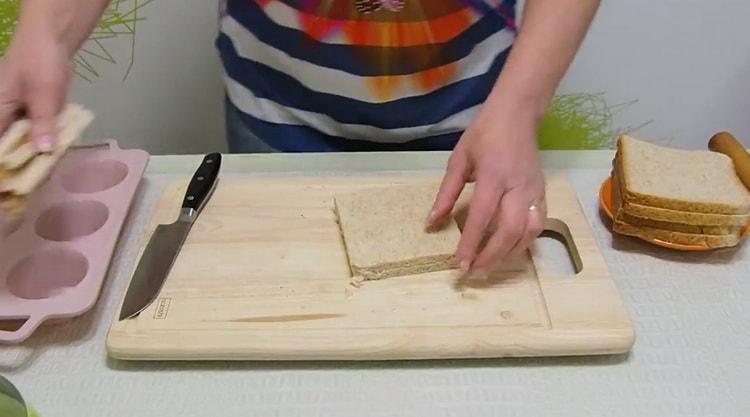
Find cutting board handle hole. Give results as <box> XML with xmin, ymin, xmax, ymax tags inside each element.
<box><xmin>534</xmin><ymin>232</ymin><xmax>580</xmax><ymax>277</ymax></box>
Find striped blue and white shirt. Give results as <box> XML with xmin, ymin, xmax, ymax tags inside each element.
<box><xmin>217</xmin><ymin>0</ymin><xmax>517</xmax><ymax>151</ymax></box>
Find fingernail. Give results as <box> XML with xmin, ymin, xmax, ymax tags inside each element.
<box><xmin>459</xmin><ymin>259</ymin><xmax>471</xmax><ymax>272</ymax></box>
<box><xmin>427</xmin><ymin>209</ymin><xmax>437</xmax><ymax>222</ymax></box>
<box><xmin>36</xmin><ymin>135</ymin><xmax>55</xmax><ymax>152</ymax></box>
<box><xmin>468</xmin><ymin>268</ymin><xmax>487</xmax><ymax>280</ymax></box>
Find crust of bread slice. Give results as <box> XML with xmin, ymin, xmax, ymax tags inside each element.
<box><xmin>0</xmin><ymin>119</ymin><xmax>31</xmax><ymax>158</ymax></box>
<box><xmin>334</xmin><ymin>182</ymin><xmax>460</xmax><ymax>281</ymax></box>
<box><xmin>612</xmin><ymin>220</ymin><xmax>741</xmax><ymax>248</ymax></box>
<box><xmin>0</xmin><ymin>194</ymin><xmax>25</xmax><ymax>218</ymax></box>
<box><xmin>619</xmin><ymin>200</ymin><xmax>750</xmax><ymax>226</ymax></box>
<box><xmin>617</xmin><ymin>135</ymin><xmax>750</xmax><ymax>215</ymax></box>
<box><xmin>613</xmin><ymin>155</ymin><xmax>750</xmax><ymax>226</ymax></box>
<box><xmin>0</xmin><ymin>104</ymin><xmax>94</xmax><ymax>195</ymax></box>
<box><xmin>1</xmin><ymin>104</ymin><xmax>94</xmax><ymax>219</ymax></box>
<box><xmin>615</xmin><ymin>211</ymin><xmax>740</xmax><ymax>235</ymax></box>
<box><xmin>0</xmin><ymin>142</ymin><xmax>38</xmax><ymax>170</ymax></box>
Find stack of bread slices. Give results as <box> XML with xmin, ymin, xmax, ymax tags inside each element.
<box><xmin>611</xmin><ymin>135</ymin><xmax>750</xmax><ymax>249</ymax></box>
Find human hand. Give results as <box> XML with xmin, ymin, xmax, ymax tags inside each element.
<box><xmin>0</xmin><ymin>32</ymin><xmax>72</xmax><ymax>150</ymax></box>
<box><xmin>428</xmin><ymin>105</ymin><xmax>547</xmax><ymax>277</ymax></box>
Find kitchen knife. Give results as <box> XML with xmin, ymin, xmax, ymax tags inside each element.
<box><xmin>118</xmin><ymin>153</ymin><xmax>222</xmax><ymax>321</ymax></box>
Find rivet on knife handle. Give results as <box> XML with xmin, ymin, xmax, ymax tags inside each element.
<box><xmin>181</xmin><ymin>153</ymin><xmax>222</xmax><ymax>221</ymax></box>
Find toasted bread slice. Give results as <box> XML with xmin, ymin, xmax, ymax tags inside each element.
<box><xmin>617</xmin><ymin>135</ymin><xmax>750</xmax><ymax>214</ymax></box>
<box><xmin>334</xmin><ymin>182</ymin><xmax>460</xmax><ymax>281</ymax></box>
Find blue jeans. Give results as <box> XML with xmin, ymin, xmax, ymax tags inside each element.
<box><xmin>224</xmin><ymin>96</ymin><xmax>279</xmax><ymax>153</ymax></box>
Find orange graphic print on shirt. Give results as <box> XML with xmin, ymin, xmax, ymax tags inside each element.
<box><xmin>252</xmin><ymin>0</ymin><xmax>516</xmax><ymax>101</ymax></box>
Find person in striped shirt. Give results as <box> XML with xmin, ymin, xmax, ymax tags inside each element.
<box><xmin>0</xmin><ymin>0</ymin><xmax>600</xmax><ymax>275</ymax></box>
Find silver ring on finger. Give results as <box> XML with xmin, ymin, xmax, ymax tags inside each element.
<box><xmin>529</xmin><ymin>202</ymin><xmax>544</xmax><ymax>212</ymax></box>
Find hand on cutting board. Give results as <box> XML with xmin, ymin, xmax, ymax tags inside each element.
<box><xmin>428</xmin><ymin>104</ymin><xmax>547</xmax><ymax>277</ymax></box>
<box><xmin>0</xmin><ymin>33</ymin><xmax>72</xmax><ymax>151</ymax></box>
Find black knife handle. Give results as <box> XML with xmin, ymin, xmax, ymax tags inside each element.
<box><xmin>182</xmin><ymin>153</ymin><xmax>222</xmax><ymax>214</ymax></box>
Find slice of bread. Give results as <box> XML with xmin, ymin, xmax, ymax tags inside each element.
<box><xmin>617</xmin><ymin>135</ymin><xmax>750</xmax><ymax>214</ymax></box>
<box><xmin>611</xmin><ymin>161</ymin><xmax>743</xmax><ymax>248</ymax></box>
<box><xmin>0</xmin><ymin>120</ymin><xmax>31</xmax><ymax>160</ymax></box>
<box><xmin>613</xmin><ymin>154</ymin><xmax>750</xmax><ymax>226</ymax></box>
<box><xmin>1</xmin><ymin>104</ymin><xmax>94</xmax><ymax>218</ymax></box>
<box><xmin>612</xmin><ymin>169</ymin><xmax>742</xmax><ymax>239</ymax></box>
<box><xmin>612</xmin><ymin>220</ymin><xmax>741</xmax><ymax>249</ymax></box>
<box><xmin>616</xmin><ymin>211</ymin><xmax>740</xmax><ymax>235</ymax></box>
<box><xmin>617</xmin><ymin>199</ymin><xmax>750</xmax><ymax>226</ymax></box>
<box><xmin>334</xmin><ymin>182</ymin><xmax>461</xmax><ymax>281</ymax></box>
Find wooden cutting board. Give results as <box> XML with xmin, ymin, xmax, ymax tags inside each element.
<box><xmin>106</xmin><ymin>171</ymin><xmax>634</xmax><ymax>360</ymax></box>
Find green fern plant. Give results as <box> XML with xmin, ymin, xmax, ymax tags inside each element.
<box><xmin>538</xmin><ymin>93</ymin><xmax>649</xmax><ymax>150</ymax></box>
<box><xmin>0</xmin><ymin>0</ymin><xmax>21</xmax><ymax>55</ymax></box>
<box><xmin>1</xmin><ymin>0</ymin><xmax>155</xmax><ymax>81</ymax></box>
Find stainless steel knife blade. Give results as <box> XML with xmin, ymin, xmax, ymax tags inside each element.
<box><xmin>118</xmin><ymin>153</ymin><xmax>222</xmax><ymax>321</ymax></box>
<box><xmin>118</xmin><ymin>222</ymin><xmax>192</xmax><ymax>320</ymax></box>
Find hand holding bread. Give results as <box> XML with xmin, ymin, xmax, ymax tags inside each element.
<box><xmin>0</xmin><ymin>33</ymin><xmax>74</xmax><ymax>152</ymax></box>
<box><xmin>0</xmin><ymin>103</ymin><xmax>94</xmax><ymax>218</ymax></box>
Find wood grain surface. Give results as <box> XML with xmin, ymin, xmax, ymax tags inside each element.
<box><xmin>106</xmin><ymin>172</ymin><xmax>634</xmax><ymax>360</ymax></box>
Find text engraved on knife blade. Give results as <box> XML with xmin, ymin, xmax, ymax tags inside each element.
<box><xmin>119</xmin><ymin>222</ymin><xmax>192</xmax><ymax>320</ymax></box>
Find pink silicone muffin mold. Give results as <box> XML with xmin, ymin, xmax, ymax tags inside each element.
<box><xmin>0</xmin><ymin>140</ymin><xmax>149</xmax><ymax>343</ymax></box>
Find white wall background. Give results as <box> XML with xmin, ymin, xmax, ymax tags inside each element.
<box><xmin>69</xmin><ymin>0</ymin><xmax>227</xmax><ymax>154</ymax></box>
<box><xmin>70</xmin><ymin>0</ymin><xmax>750</xmax><ymax>154</ymax></box>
